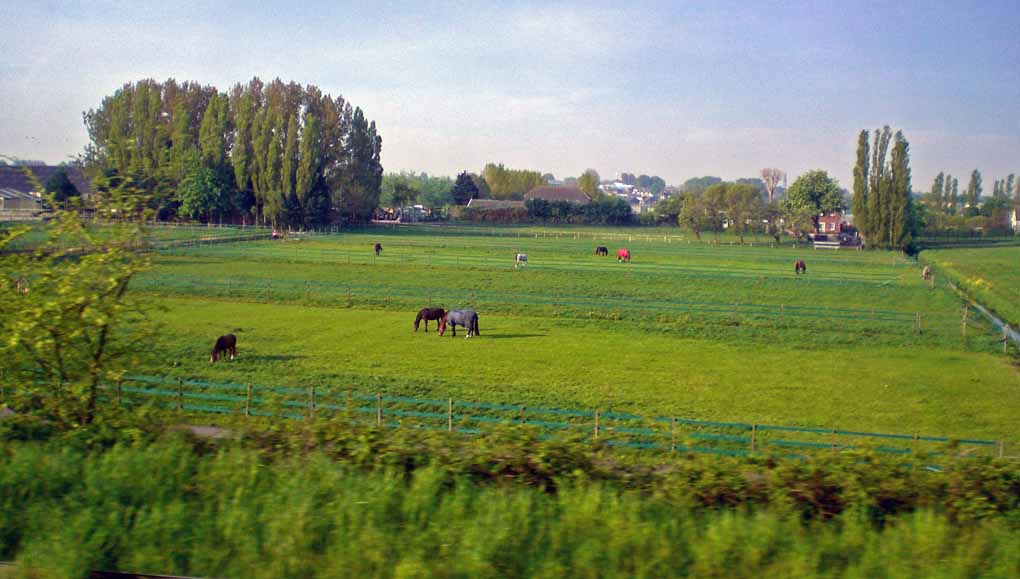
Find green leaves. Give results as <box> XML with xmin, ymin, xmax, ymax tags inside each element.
<box><xmin>1</xmin><ymin>180</ymin><xmax>153</xmax><ymax>427</ymax></box>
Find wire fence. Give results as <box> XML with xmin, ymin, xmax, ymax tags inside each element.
<box><xmin>100</xmin><ymin>374</ymin><xmax>1011</xmax><ymax>463</ymax></box>
<box><xmin>132</xmin><ymin>273</ymin><xmax>924</xmax><ymax>331</ymax></box>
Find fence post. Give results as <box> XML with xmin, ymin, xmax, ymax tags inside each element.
<box><xmin>1004</xmin><ymin>326</ymin><xmax>1011</xmax><ymax>354</ymax></box>
<box><xmin>245</xmin><ymin>383</ymin><xmax>252</xmax><ymax>416</ymax></box>
<box><xmin>670</xmin><ymin>417</ymin><xmax>676</xmax><ymax>453</ymax></box>
<box><xmin>376</xmin><ymin>393</ymin><xmax>382</xmax><ymax>427</ymax></box>
<box><xmin>177</xmin><ymin>377</ymin><xmax>183</xmax><ymax>411</ymax></box>
<box><xmin>309</xmin><ymin>386</ymin><xmax>316</xmax><ymax>420</ymax></box>
<box><xmin>448</xmin><ymin>399</ymin><xmax>453</xmax><ymax>432</ymax></box>
<box><xmin>594</xmin><ymin>410</ymin><xmax>600</xmax><ymax>440</ymax></box>
<box><xmin>751</xmin><ymin>424</ymin><xmax>757</xmax><ymax>452</ymax></box>
<box><xmin>115</xmin><ymin>378</ymin><xmax>122</xmax><ymax>407</ymax></box>
<box><xmin>998</xmin><ymin>440</ymin><xmax>1005</xmax><ymax>459</ymax></box>
<box><xmin>962</xmin><ymin>304</ymin><xmax>969</xmax><ymax>338</ymax></box>
<box><xmin>831</xmin><ymin>428</ymin><xmax>837</xmax><ymax>452</ymax></box>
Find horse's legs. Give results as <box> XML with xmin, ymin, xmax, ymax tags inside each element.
<box><xmin>230</xmin><ymin>346</ymin><xmax>236</xmax><ymax>360</ymax></box>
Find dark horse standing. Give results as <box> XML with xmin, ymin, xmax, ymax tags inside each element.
<box><xmin>794</xmin><ymin>260</ymin><xmax>807</xmax><ymax>275</ymax></box>
<box><xmin>439</xmin><ymin>309</ymin><xmax>480</xmax><ymax>338</ymax></box>
<box><xmin>595</xmin><ymin>246</ymin><xmax>608</xmax><ymax>256</ymax></box>
<box><xmin>414</xmin><ymin>307</ymin><xmax>445</xmax><ymax>333</ymax></box>
<box><xmin>374</xmin><ymin>243</ymin><xmax>383</xmax><ymax>256</ymax></box>
<box><xmin>211</xmin><ymin>334</ymin><xmax>237</xmax><ymax>364</ymax></box>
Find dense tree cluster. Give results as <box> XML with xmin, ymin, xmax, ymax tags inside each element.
<box><xmin>525</xmin><ymin>197</ymin><xmax>632</xmax><ymax>225</ymax></box>
<box><xmin>82</xmin><ymin>78</ymin><xmax>382</xmax><ymax>226</ymax></box>
<box><xmin>380</xmin><ymin>171</ymin><xmax>454</xmax><ymax>209</ymax></box>
<box><xmin>923</xmin><ymin>169</ymin><xmax>1017</xmax><ymax>233</ymax></box>
<box><xmin>851</xmin><ymin>127</ymin><xmax>914</xmax><ymax>249</ymax></box>
<box><xmin>481</xmin><ymin>163</ymin><xmax>545</xmax><ymax>200</ymax></box>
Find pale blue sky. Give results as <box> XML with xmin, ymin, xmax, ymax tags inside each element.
<box><xmin>1</xmin><ymin>0</ymin><xmax>1018</xmax><ymax>187</ymax></box>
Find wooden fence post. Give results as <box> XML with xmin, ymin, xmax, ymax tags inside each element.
<box><xmin>177</xmin><ymin>377</ymin><xmax>183</xmax><ymax>411</ymax></box>
<box><xmin>670</xmin><ymin>417</ymin><xmax>676</xmax><ymax>453</ymax></box>
<box><xmin>996</xmin><ymin>440</ymin><xmax>1004</xmax><ymax>459</ymax></box>
<box><xmin>245</xmin><ymin>383</ymin><xmax>252</xmax><ymax>416</ymax></box>
<box><xmin>448</xmin><ymin>399</ymin><xmax>453</xmax><ymax>432</ymax></box>
<box><xmin>376</xmin><ymin>393</ymin><xmax>382</xmax><ymax>427</ymax></box>
<box><xmin>309</xmin><ymin>386</ymin><xmax>316</xmax><ymax>420</ymax></box>
<box><xmin>831</xmin><ymin>428</ymin><xmax>837</xmax><ymax>452</ymax></box>
<box><xmin>962</xmin><ymin>304</ymin><xmax>969</xmax><ymax>338</ymax></box>
<box><xmin>751</xmin><ymin>424</ymin><xmax>757</xmax><ymax>452</ymax></box>
<box><xmin>594</xmin><ymin>410</ymin><xmax>600</xmax><ymax>440</ymax></box>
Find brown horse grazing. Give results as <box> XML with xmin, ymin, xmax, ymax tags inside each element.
<box><xmin>375</xmin><ymin>243</ymin><xmax>383</xmax><ymax>256</ymax></box>
<box><xmin>211</xmin><ymin>334</ymin><xmax>237</xmax><ymax>364</ymax></box>
<box><xmin>794</xmin><ymin>260</ymin><xmax>807</xmax><ymax>275</ymax></box>
<box><xmin>617</xmin><ymin>248</ymin><xmax>631</xmax><ymax>262</ymax></box>
<box><xmin>414</xmin><ymin>307</ymin><xmax>445</xmax><ymax>333</ymax></box>
<box><xmin>595</xmin><ymin>246</ymin><xmax>608</xmax><ymax>256</ymax></box>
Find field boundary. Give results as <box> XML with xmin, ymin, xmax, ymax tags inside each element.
<box><xmin>92</xmin><ymin>374</ymin><xmax>1013</xmax><ymax>462</ymax></box>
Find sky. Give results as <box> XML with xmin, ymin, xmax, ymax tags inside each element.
<box><xmin>1</xmin><ymin>0</ymin><xmax>1019</xmax><ymax>189</ymax></box>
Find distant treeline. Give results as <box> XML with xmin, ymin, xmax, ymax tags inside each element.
<box><xmin>82</xmin><ymin>78</ymin><xmax>383</xmax><ymax>226</ymax></box>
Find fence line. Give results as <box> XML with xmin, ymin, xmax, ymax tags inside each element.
<box><xmin>100</xmin><ymin>374</ymin><xmax>1010</xmax><ymax>463</ymax></box>
<box><xmin>133</xmin><ymin>273</ymin><xmax>922</xmax><ymax>329</ymax></box>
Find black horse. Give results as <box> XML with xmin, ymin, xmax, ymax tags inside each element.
<box><xmin>794</xmin><ymin>260</ymin><xmax>807</xmax><ymax>275</ymax></box>
<box><xmin>211</xmin><ymin>334</ymin><xmax>237</xmax><ymax>364</ymax></box>
<box><xmin>595</xmin><ymin>246</ymin><xmax>608</xmax><ymax>256</ymax></box>
<box><xmin>375</xmin><ymin>243</ymin><xmax>383</xmax><ymax>256</ymax></box>
<box><xmin>414</xmin><ymin>307</ymin><xmax>445</xmax><ymax>333</ymax></box>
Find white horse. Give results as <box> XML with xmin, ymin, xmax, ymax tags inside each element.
<box><xmin>514</xmin><ymin>253</ymin><xmax>528</xmax><ymax>269</ymax></box>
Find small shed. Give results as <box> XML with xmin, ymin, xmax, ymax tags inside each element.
<box><xmin>0</xmin><ymin>188</ymin><xmax>42</xmax><ymax>211</ymax></box>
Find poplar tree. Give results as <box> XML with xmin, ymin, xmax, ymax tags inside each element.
<box><xmin>281</xmin><ymin>113</ymin><xmax>299</xmax><ymax>196</ymax></box>
<box><xmin>867</xmin><ymin>127</ymin><xmax>892</xmax><ymax>242</ymax></box>
<box><xmin>948</xmin><ymin>176</ymin><xmax>959</xmax><ymax>215</ymax></box>
<box><xmin>930</xmin><ymin>172</ymin><xmax>945</xmax><ymax>213</ymax></box>
<box><xmin>296</xmin><ymin>113</ymin><xmax>321</xmax><ymax>203</ymax></box>
<box><xmin>851</xmin><ymin>130</ymin><xmax>869</xmax><ymax>234</ymax></box>
<box><xmin>887</xmin><ymin>132</ymin><xmax>911</xmax><ymax>248</ymax></box>
<box><xmin>965</xmin><ymin>170</ymin><xmax>982</xmax><ymax>216</ymax></box>
<box><xmin>232</xmin><ymin>92</ymin><xmax>254</xmax><ymax>192</ymax></box>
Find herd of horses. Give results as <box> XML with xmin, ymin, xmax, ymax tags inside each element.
<box><xmin>209</xmin><ymin>242</ymin><xmax>817</xmax><ymax>361</ymax></box>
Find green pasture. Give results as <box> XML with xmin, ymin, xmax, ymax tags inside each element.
<box><xmin>129</xmin><ymin>227</ymin><xmax>1020</xmax><ymax>440</ymax></box>
<box><xmin>923</xmin><ymin>246</ymin><xmax>1020</xmax><ymax>329</ymax></box>
<box><xmin>143</xmin><ymin>227</ymin><xmax>985</xmax><ymax>347</ymax></box>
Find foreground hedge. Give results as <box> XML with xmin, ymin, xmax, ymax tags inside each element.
<box><xmin>2</xmin><ymin>434</ymin><xmax>1020</xmax><ymax>578</ymax></box>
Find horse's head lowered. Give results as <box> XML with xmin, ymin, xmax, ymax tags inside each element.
<box><xmin>438</xmin><ymin>314</ymin><xmax>448</xmax><ymax>336</ymax></box>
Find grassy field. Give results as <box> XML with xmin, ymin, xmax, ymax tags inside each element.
<box><xmin>132</xmin><ymin>226</ymin><xmax>1020</xmax><ymax>441</ymax></box>
<box><xmin>923</xmin><ymin>245</ymin><xmax>1020</xmax><ymax>329</ymax></box>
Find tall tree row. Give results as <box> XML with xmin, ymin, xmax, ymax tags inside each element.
<box><xmin>82</xmin><ymin>77</ymin><xmax>383</xmax><ymax>226</ymax></box>
<box><xmin>851</xmin><ymin>127</ymin><xmax>914</xmax><ymax>249</ymax></box>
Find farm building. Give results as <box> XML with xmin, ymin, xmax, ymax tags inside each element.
<box><xmin>0</xmin><ymin>188</ymin><xmax>43</xmax><ymax>211</ymax></box>
<box><xmin>816</xmin><ymin>212</ymin><xmax>842</xmax><ymax>235</ymax></box>
<box><xmin>0</xmin><ymin>165</ymin><xmax>92</xmax><ymax>199</ymax></box>
<box><xmin>466</xmin><ymin>199</ymin><xmax>526</xmax><ymax>210</ymax></box>
<box><xmin>524</xmin><ymin>186</ymin><xmax>592</xmax><ymax>205</ymax></box>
